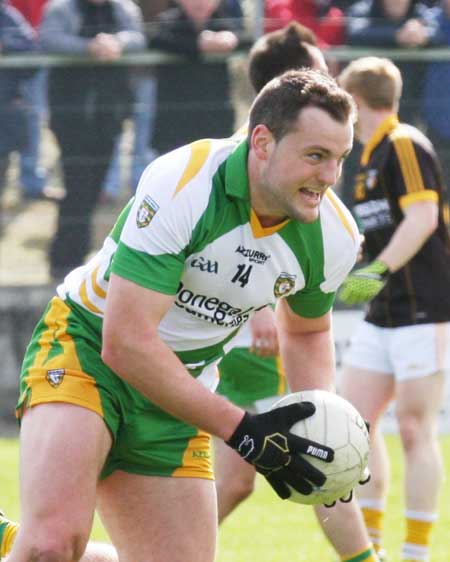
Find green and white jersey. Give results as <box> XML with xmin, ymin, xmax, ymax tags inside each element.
<box><xmin>58</xmin><ymin>138</ymin><xmax>359</xmax><ymax>375</ymax></box>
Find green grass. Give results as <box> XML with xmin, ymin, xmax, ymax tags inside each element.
<box><xmin>1</xmin><ymin>436</ymin><xmax>449</xmax><ymax>561</ymax></box>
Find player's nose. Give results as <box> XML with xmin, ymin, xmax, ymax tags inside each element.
<box><xmin>317</xmin><ymin>160</ymin><xmax>340</xmax><ymax>187</ymax></box>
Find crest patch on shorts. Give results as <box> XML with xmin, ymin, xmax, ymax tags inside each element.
<box><xmin>274</xmin><ymin>272</ymin><xmax>296</xmax><ymax>298</ymax></box>
<box><xmin>46</xmin><ymin>368</ymin><xmax>65</xmax><ymax>388</ymax></box>
<box><xmin>136</xmin><ymin>195</ymin><xmax>160</xmax><ymax>228</ymax></box>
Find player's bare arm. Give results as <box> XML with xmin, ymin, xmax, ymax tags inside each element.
<box><xmin>377</xmin><ymin>199</ymin><xmax>438</xmax><ymax>272</ymax></box>
<box><xmin>276</xmin><ymin>299</ymin><xmax>336</xmax><ymax>392</ymax></box>
<box><xmin>102</xmin><ymin>273</ymin><xmax>244</xmax><ymax>441</ymax></box>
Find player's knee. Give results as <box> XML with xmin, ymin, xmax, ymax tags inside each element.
<box><xmin>397</xmin><ymin>412</ymin><xmax>429</xmax><ymax>451</ymax></box>
<box><xmin>230</xmin><ymin>474</ymin><xmax>256</xmax><ymax>503</ymax></box>
<box><xmin>360</xmin><ymin>467</ymin><xmax>386</xmax><ymax>497</ymax></box>
<box><xmin>20</xmin><ymin>525</ymin><xmax>88</xmax><ymax>562</ymax></box>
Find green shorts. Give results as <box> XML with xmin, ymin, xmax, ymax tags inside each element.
<box><xmin>17</xmin><ymin>297</ymin><xmax>213</xmax><ymax>481</ymax></box>
<box><xmin>217</xmin><ymin>347</ymin><xmax>287</xmax><ymax>407</ymax></box>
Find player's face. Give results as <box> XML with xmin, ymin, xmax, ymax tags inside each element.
<box><xmin>253</xmin><ymin>106</ymin><xmax>353</xmax><ymax>224</ymax></box>
<box><xmin>382</xmin><ymin>0</ymin><xmax>410</xmax><ymax>19</ymax></box>
<box><xmin>177</xmin><ymin>0</ymin><xmax>219</xmax><ymax>23</ymax></box>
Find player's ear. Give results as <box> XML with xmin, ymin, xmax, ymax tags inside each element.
<box><xmin>250</xmin><ymin>124</ymin><xmax>274</xmax><ymax>161</ymax></box>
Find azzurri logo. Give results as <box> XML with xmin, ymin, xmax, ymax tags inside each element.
<box><xmin>235</xmin><ymin>245</ymin><xmax>270</xmax><ymax>264</ymax></box>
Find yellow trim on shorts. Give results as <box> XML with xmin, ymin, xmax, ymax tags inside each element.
<box><xmin>171</xmin><ymin>429</ymin><xmax>214</xmax><ymax>480</ymax></box>
<box><xmin>399</xmin><ymin>190</ymin><xmax>438</xmax><ymax>210</ymax></box>
<box><xmin>173</xmin><ymin>139</ymin><xmax>212</xmax><ymax>197</ymax></box>
<box><xmin>19</xmin><ymin>297</ymin><xmax>104</xmax><ymax>418</ymax></box>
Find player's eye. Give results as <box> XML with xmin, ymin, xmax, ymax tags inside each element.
<box><xmin>307</xmin><ymin>152</ymin><xmax>323</xmax><ymax>162</ymax></box>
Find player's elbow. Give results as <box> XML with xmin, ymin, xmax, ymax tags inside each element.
<box><xmin>422</xmin><ymin>210</ymin><xmax>439</xmax><ymax>239</ymax></box>
<box><xmin>407</xmin><ymin>201</ymin><xmax>439</xmax><ymax>237</ymax></box>
<box><xmin>101</xmin><ymin>332</ymin><xmax>129</xmax><ymax>374</ymax></box>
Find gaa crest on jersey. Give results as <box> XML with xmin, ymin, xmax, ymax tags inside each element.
<box><xmin>274</xmin><ymin>272</ymin><xmax>296</xmax><ymax>298</ymax></box>
<box><xmin>46</xmin><ymin>368</ymin><xmax>65</xmax><ymax>388</ymax></box>
<box><xmin>136</xmin><ymin>195</ymin><xmax>160</xmax><ymax>228</ymax></box>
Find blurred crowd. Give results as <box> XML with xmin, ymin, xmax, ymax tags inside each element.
<box><xmin>1</xmin><ymin>0</ymin><xmax>450</xmax><ymax>280</ymax></box>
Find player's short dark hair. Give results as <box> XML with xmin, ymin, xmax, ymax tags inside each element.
<box><xmin>248</xmin><ymin>68</ymin><xmax>356</xmax><ymax>142</ymax></box>
<box><xmin>248</xmin><ymin>22</ymin><xmax>318</xmax><ymax>93</ymax></box>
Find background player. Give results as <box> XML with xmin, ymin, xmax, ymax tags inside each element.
<box><xmin>318</xmin><ymin>56</ymin><xmax>450</xmax><ymax>562</ymax></box>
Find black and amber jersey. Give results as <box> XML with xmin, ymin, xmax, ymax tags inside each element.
<box><xmin>352</xmin><ymin>114</ymin><xmax>450</xmax><ymax>327</ymax></box>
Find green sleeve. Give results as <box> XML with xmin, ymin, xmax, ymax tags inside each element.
<box><xmin>285</xmin><ymin>288</ymin><xmax>336</xmax><ymax>318</ymax></box>
<box><xmin>111</xmin><ymin>241</ymin><xmax>186</xmax><ymax>295</ymax></box>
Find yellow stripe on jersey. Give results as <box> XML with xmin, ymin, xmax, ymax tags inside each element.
<box><xmin>91</xmin><ymin>266</ymin><xmax>107</xmax><ymax>299</ymax></box>
<box><xmin>250</xmin><ymin>208</ymin><xmax>289</xmax><ymax>239</ymax></box>
<box><xmin>172</xmin><ymin>429</ymin><xmax>214</xmax><ymax>479</ymax></box>
<box><xmin>80</xmin><ymin>279</ymin><xmax>102</xmax><ymax>315</ymax></box>
<box><xmin>391</xmin><ymin>131</ymin><xmax>425</xmax><ymax>193</ymax></box>
<box><xmin>173</xmin><ymin>139</ymin><xmax>212</xmax><ymax>198</ymax></box>
<box><xmin>276</xmin><ymin>355</ymin><xmax>287</xmax><ymax>395</ymax></box>
<box><xmin>444</xmin><ymin>202</ymin><xmax>450</xmax><ymax>226</ymax></box>
<box><xmin>325</xmin><ymin>189</ymin><xmax>357</xmax><ymax>242</ymax></box>
<box><xmin>361</xmin><ymin>114</ymin><xmax>398</xmax><ymax>166</ymax></box>
<box><xmin>399</xmin><ymin>190</ymin><xmax>438</xmax><ymax>210</ymax></box>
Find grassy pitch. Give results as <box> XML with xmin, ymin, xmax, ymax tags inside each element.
<box><xmin>1</xmin><ymin>435</ymin><xmax>449</xmax><ymax>560</ymax></box>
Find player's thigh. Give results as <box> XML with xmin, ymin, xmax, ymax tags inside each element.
<box><xmin>339</xmin><ymin>365</ymin><xmax>394</xmax><ymax>425</ymax></box>
<box><xmin>214</xmin><ymin>436</ymin><xmax>256</xmax><ymax>489</ymax></box>
<box><xmin>341</xmin><ymin>321</ymin><xmax>395</xmax><ymax>422</ymax></box>
<box><xmin>392</xmin><ymin>323</ymin><xmax>448</xmax><ymax>423</ymax></box>
<box><xmin>395</xmin><ymin>373</ymin><xmax>445</xmax><ymax>426</ymax></box>
<box><xmin>19</xmin><ymin>403</ymin><xmax>112</xmax><ymax>531</ymax></box>
<box><xmin>97</xmin><ymin>471</ymin><xmax>217</xmax><ymax>562</ymax></box>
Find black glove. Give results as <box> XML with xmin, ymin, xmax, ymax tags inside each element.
<box><xmin>323</xmin><ymin>467</ymin><xmax>371</xmax><ymax>507</ymax></box>
<box><xmin>226</xmin><ymin>402</ymin><xmax>334</xmax><ymax>500</ymax></box>
<box><xmin>324</xmin><ymin>420</ymin><xmax>372</xmax><ymax>508</ymax></box>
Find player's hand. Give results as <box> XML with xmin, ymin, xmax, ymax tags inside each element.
<box><xmin>226</xmin><ymin>403</ymin><xmax>334</xmax><ymax>500</ymax></box>
<box><xmin>324</xmin><ymin>467</ymin><xmax>371</xmax><ymax>507</ymax></box>
<box><xmin>338</xmin><ymin>260</ymin><xmax>389</xmax><ymax>305</ymax></box>
<box><xmin>249</xmin><ymin>307</ymin><xmax>279</xmax><ymax>357</ymax></box>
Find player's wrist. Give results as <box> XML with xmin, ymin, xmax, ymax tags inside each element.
<box><xmin>368</xmin><ymin>259</ymin><xmax>389</xmax><ymax>277</ymax></box>
<box><xmin>226</xmin><ymin>411</ymin><xmax>257</xmax><ymax>461</ymax></box>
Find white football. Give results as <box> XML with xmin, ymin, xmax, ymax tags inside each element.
<box><xmin>271</xmin><ymin>389</ymin><xmax>370</xmax><ymax>505</ymax></box>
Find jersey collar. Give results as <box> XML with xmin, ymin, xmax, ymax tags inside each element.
<box><xmin>361</xmin><ymin>114</ymin><xmax>399</xmax><ymax>166</ymax></box>
<box><xmin>224</xmin><ymin>140</ymin><xmax>251</xmax><ymax>201</ymax></box>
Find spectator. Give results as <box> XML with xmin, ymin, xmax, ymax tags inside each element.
<box><xmin>337</xmin><ymin>0</ymin><xmax>440</xmax><ymax>208</ymax></box>
<box><xmin>149</xmin><ymin>0</ymin><xmax>244</xmax><ymax>156</ymax></box>
<box><xmin>100</xmin><ymin>0</ymin><xmax>170</xmax><ymax>204</ymax></box>
<box><xmin>421</xmin><ymin>0</ymin><xmax>450</xmax><ymax>190</ymax></box>
<box><xmin>0</xmin><ymin>0</ymin><xmax>37</xmax><ymax>226</ymax></box>
<box><xmin>39</xmin><ymin>0</ymin><xmax>146</xmax><ymax>281</ymax></box>
<box><xmin>264</xmin><ymin>0</ymin><xmax>345</xmax><ymax>47</ymax></box>
<box><xmin>344</xmin><ymin>0</ymin><xmax>438</xmax><ymax>125</ymax></box>
<box><xmin>9</xmin><ymin>0</ymin><xmax>50</xmax><ymax>200</ymax></box>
